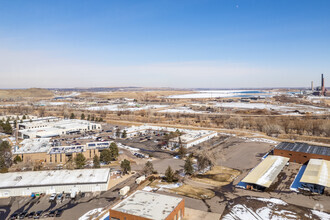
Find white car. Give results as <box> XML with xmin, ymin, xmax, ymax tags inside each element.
<box><xmin>49</xmin><ymin>193</ymin><xmax>56</xmax><ymax>202</ymax></box>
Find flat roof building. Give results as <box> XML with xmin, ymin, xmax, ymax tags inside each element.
<box><xmin>0</xmin><ymin>168</ymin><xmax>111</xmax><ymax>198</ymax></box>
<box><xmin>18</xmin><ymin>119</ymin><xmax>102</xmax><ymax>139</ymax></box>
<box><xmin>241</xmin><ymin>155</ymin><xmax>289</xmax><ymax>190</ymax></box>
<box><xmin>274</xmin><ymin>142</ymin><xmax>330</xmax><ymax>164</ymax></box>
<box><xmin>110</xmin><ymin>190</ymin><xmax>184</xmax><ymax>220</ymax></box>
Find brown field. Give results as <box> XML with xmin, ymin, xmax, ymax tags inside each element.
<box><xmin>0</xmin><ymin>88</ymin><xmax>53</xmax><ymax>99</ymax></box>
<box><xmin>79</xmin><ymin>90</ymin><xmax>193</xmax><ymax>99</ymax></box>
<box><xmin>170</xmin><ymin>184</ymin><xmax>215</xmax><ymax>199</ymax></box>
<box><xmin>192</xmin><ymin>166</ymin><xmax>241</xmax><ymax>187</ymax></box>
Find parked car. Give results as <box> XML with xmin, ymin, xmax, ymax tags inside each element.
<box><xmin>19</xmin><ymin>211</ymin><xmax>28</xmax><ymax>219</ymax></box>
<box><xmin>56</xmin><ymin>193</ymin><xmax>63</xmax><ymax>201</ymax></box>
<box><xmin>28</xmin><ymin>211</ymin><xmax>35</xmax><ymax>218</ymax></box>
<box><xmin>48</xmin><ymin>210</ymin><xmax>56</xmax><ymax>217</ymax></box>
<box><xmin>9</xmin><ymin>213</ymin><xmax>19</xmax><ymax>219</ymax></box>
<box><xmin>65</xmin><ymin>193</ymin><xmax>71</xmax><ymax>199</ymax></box>
<box><xmin>49</xmin><ymin>193</ymin><xmax>56</xmax><ymax>202</ymax></box>
<box><xmin>55</xmin><ymin>209</ymin><xmax>63</xmax><ymax>217</ymax></box>
<box><xmin>33</xmin><ymin>211</ymin><xmax>43</xmax><ymax>219</ymax></box>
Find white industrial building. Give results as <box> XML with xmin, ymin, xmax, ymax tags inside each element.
<box><xmin>18</xmin><ymin>119</ymin><xmax>102</xmax><ymax>139</ymax></box>
<box><xmin>0</xmin><ymin>168</ymin><xmax>111</xmax><ymax>198</ymax></box>
<box><xmin>122</xmin><ymin>125</ymin><xmax>217</xmax><ymax>148</ymax></box>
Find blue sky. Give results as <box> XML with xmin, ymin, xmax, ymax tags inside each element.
<box><xmin>0</xmin><ymin>0</ymin><xmax>329</xmax><ymax>88</ymax></box>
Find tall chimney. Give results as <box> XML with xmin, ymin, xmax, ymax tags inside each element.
<box><xmin>321</xmin><ymin>74</ymin><xmax>325</xmax><ymax>96</ymax></box>
<box><xmin>311</xmin><ymin>81</ymin><xmax>313</xmax><ymax>91</ymax></box>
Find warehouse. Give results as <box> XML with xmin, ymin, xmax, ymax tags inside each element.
<box><xmin>110</xmin><ymin>190</ymin><xmax>184</xmax><ymax>220</ymax></box>
<box><xmin>0</xmin><ymin>168</ymin><xmax>111</xmax><ymax>198</ymax></box>
<box><xmin>241</xmin><ymin>155</ymin><xmax>289</xmax><ymax>191</ymax></box>
<box><xmin>13</xmin><ymin>138</ymin><xmax>52</xmax><ymax>163</ymax></box>
<box><xmin>299</xmin><ymin>159</ymin><xmax>330</xmax><ymax>194</ymax></box>
<box><xmin>274</xmin><ymin>142</ymin><xmax>330</xmax><ymax>164</ymax></box>
<box><xmin>18</xmin><ymin>119</ymin><xmax>102</xmax><ymax>139</ymax></box>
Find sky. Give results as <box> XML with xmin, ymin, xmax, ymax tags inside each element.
<box><xmin>0</xmin><ymin>0</ymin><xmax>329</xmax><ymax>89</ymax></box>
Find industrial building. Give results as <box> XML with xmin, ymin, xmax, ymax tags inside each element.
<box><xmin>122</xmin><ymin>125</ymin><xmax>217</xmax><ymax>148</ymax></box>
<box><xmin>0</xmin><ymin>168</ymin><xmax>111</xmax><ymax>198</ymax></box>
<box><xmin>299</xmin><ymin>159</ymin><xmax>330</xmax><ymax>194</ymax></box>
<box><xmin>109</xmin><ymin>190</ymin><xmax>184</xmax><ymax>220</ymax></box>
<box><xmin>241</xmin><ymin>155</ymin><xmax>290</xmax><ymax>190</ymax></box>
<box><xmin>13</xmin><ymin>140</ymin><xmax>112</xmax><ymax>164</ymax></box>
<box><xmin>18</xmin><ymin>119</ymin><xmax>102</xmax><ymax>139</ymax></box>
<box><xmin>274</xmin><ymin>142</ymin><xmax>330</xmax><ymax>164</ymax></box>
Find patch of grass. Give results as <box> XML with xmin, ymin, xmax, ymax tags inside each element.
<box><xmin>192</xmin><ymin>165</ymin><xmax>241</xmax><ymax>187</ymax></box>
<box><xmin>170</xmin><ymin>184</ymin><xmax>215</xmax><ymax>199</ymax></box>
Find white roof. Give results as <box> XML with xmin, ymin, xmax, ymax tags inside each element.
<box><xmin>0</xmin><ymin>168</ymin><xmax>110</xmax><ymax>189</ymax></box>
<box><xmin>111</xmin><ymin>190</ymin><xmax>183</xmax><ymax>220</ymax></box>
<box><xmin>300</xmin><ymin>159</ymin><xmax>330</xmax><ymax>187</ymax></box>
<box><xmin>242</xmin><ymin>155</ymin><xmax>289</xmax><ymax>188</ymax></box>
<box><xmin>15</xmin><ymin>138</ymin><xmax>51</xmax><ymax>154</ymax></box>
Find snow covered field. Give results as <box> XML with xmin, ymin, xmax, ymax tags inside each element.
<box><xmin>158</xmin><ymin>107</ymin><xmax>205</xmax><ymax>114</ymax></box>
<box><xmin>168</xmin><ymin>90</ymin><xmax>273</xmax><ymax>99</ymax></box>
<box><xmin>222</xmin><ymin>197</ymin><xmax>330</xmax><ymax>220</ymax></box>
<box><xmin>87</xmin><ymin>103</ymin><xmax>168</xmax><ymax>111</ymax></box>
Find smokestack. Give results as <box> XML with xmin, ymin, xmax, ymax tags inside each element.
<box><xmin>321</xmin><ymin>74</ymin><xmax>325</xmax><ymax>96</ymax></box>
<box><xmin>311</xmin><ymin>81</ymin><xmax>313</xmax><ymax>91</ymax></box>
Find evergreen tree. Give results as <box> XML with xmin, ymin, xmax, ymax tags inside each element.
<box><xmin>13</xmin><ymin>155</ymin><xmax>22</xmax><ymax>164</ymax></box>
<box><xmin>165</xmin><ymin>166</ymin><xmax>174</xmax><ymax>182</ymax></box>
<box><xmin>100</xmin><ymin>149</ymin><xmax>112</xmax><ymax>164</ymax></box>
<box><xmin>22</xmin><ymin>115</ymin><xmax>26</xmax><ymax>120</ymax></box>
<box><xmin>115</xmin><ymin>128</ymin><xmax>121</xmax><ymax>137</ymax></box>
<box><xmin>74</xmin><ymin>153</ymin><xmax>86</xmax><ymax>169</ymax></box>
<box><xmin>70</xmin><ymin>113</ymin><xmax>75</xmax><ymax>119</ymax></box>
<box><xmin>184</xmin><ymin>157</ymin><xmax>194</xmax><ymax>175</ymax></box>
<box><xmin>81</xmin><ymin>113</ymin><xmax>85</xmax><ymax>120</ymax></box>
<box><xmin>87</xmin><ymin>115</ymin><xmax>90</xmax><ymax>121</ymax></box>
<box><xmin>120</xmin><ymin>159</ymin><xmax>131</xmax><ymax>174</ymax></box>
<box><xmin>93</xmin><ymin>155</ymin><xmax>100</xmax><ymax>168</ymax></box>
<box><xmin>109</xmin><ymin>142</ymin><xmax>119</xmax><ymax>159</ymax></box>
<box><xmin>121</xmin><ymin>130</ymin><xmax>127</xmax><ymax>138</ymax></box>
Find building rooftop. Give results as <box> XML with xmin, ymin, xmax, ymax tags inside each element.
<box><xmin>300</xmin><ymin>159</ymin><xmax>330</xmax><ymax>187</ymax></box>
<box><xmin>242</xmin><ymin>155</ymin><xmax>289</xmax><ymax>188</ymax></box>
<box><xmin>111</xmin><ymin>190</ymin><xmax>183</xmax><ymax>220</ymax></box>
<box><xmin>48</xmin><ymin>145</ymin><xmax>85</xmax><ymax>154</ymax></box>
<box><xmin>14</xmin><ymin>138</ymin><xmax>51</xmax><ymax>154</ymax></box>
<box><xmin>275</xmin><ymin>142</ymin><xmax>330</xmax><ymax>156</ymax></box>
<box><xmin>0</xmin><ymin>168</ymin><xmax>110</xmax><ymax>189</ymax></box>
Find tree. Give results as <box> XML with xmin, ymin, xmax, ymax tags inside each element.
<box><xmin>13</xmin><ymin>155</ymin><xmax>22</xmax><ymax>164</ymax></box>
<box><xmin>0</xmin><ymin>157</ymin><xmax>8</xmax><ymax>173</ymax></box>
<box><xmin>121</xmin><ymin>130</ymin><xmax>127</xmax><ymax>138</ymax></box>
<box><xmin>184</xmin><ymin>158</ymin><xmax>194</xmax><ymax>175</ymax></box>
<box><xmin>87</xmin><ymin>115</ymin><xmax>90</xmax><ymax>121</ymax></box>
<box><xmin>197</xmin><ymin>155</ymin><xmax>212</xmax><ymax>171</ymax></box>
<box><xmin>100</xmin><ymin>149</ymin><xmax>112</xmax><ymax>164</ymax></box>
<box><xmin>93</xmin><ymin>155</ymin><xmax>100</xmax><ymax>168</ymax></box>
<box><xmin>91</xmin><ymin>115</ymin><xmax>95</xmax><ymax>121</ymax></box>
<box><xmin>0</xmin><ymin>141</ymin><xmax>12</xmax><ymax>170</ymax></box>
<box><xmin>120</xmin><ymin>159</ymin><xmax>131</xmax><ymax>174</ymax></box>
<box><xmin>74</xmin><ymin>153</ymin><xmax>86</xmax><ymax>169</ymax></box>
<box><xmin>115</xmin><ymin>128</ymin><xmax>121</xmax><ymax>137</ymax></box>
<box><xmin>143</xmin><ymin>161</ymin><xmax>154</xmax><ymax>175</ymax></box>
<box><xmin>165</xmin><ymin>166</ymin><xmax>174</xmax><ymax>182</ymax></box>
<box><xmin>109</xmin><ymin>142</ymin><xmax>119</xmax><ymax>159</ymax></box>
<box><xmin>81</xmin><ymin>113</ymin><xmax>85</xmax><ymax>120</ymax></box>
<box><xmin>70</xmin><ymin>113</ymin><xmax>75</xmax><ymax>119</ymax></box>
<box><xmin>22</xmin><ymin>115</ymin><xmax>26</xmax><ymax>120</ymax></box>
<box><xmin>177</xmin><ymin>139</ymin><xmax>186</xmax><ymax>159</ymax></box>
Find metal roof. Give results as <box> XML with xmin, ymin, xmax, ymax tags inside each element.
<box><xmin>275</xmin><ymin>142</ymin><xmax>330</xmax><ymax>157</ymax></box>
<box><xmin>242</xmin><ymin>155</ymin><xmax>290</xmax><ymax>188</ymax></box>
<box><xmin>111</xmin><ymin>190</ymin><xmax>183</xmax><ymax>220</ymax></box>
<box><xmin>300</xmin><ymin>159</ymin><xmax>330</xmax><ymax>187</ymax></box>
<box><xmin>0</xmin><ymin>168</ymin><xmax>110</xmax><ymax>189</ymax></box>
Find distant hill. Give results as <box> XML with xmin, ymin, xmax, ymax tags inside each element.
<box><xmin>0</xmin><ymin>88</ymin><xmax>54</xmax><ymax>99</ymax></box>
